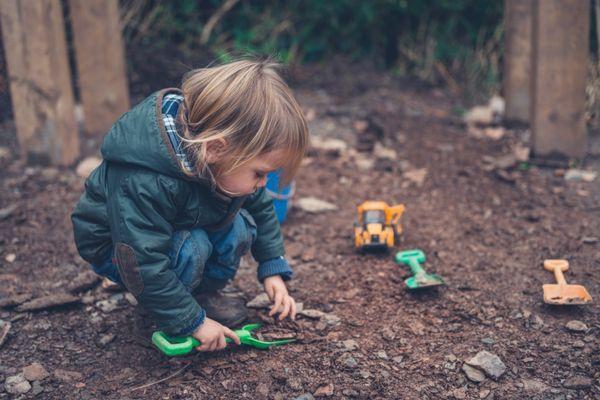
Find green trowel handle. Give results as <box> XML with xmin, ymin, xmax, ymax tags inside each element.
<box><xmin>407</xmin><ymin>259</ymin><xmax>426</xmax><ymax>276</ymax></box>
<box><xmin>151</xmin><ymin>331</ymin><xmax>234</xmax><ymax>356</ymax></box>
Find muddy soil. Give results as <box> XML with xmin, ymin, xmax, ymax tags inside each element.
<box><xmin>0</xmin><ymin>63</ymin><xmax>598</xmax><ymax>399</ymax></box>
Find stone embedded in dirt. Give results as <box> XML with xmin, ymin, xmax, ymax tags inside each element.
<box><xmin>16</xmin><ymin>293</ymin><xmax>80</xmax><ymax>312</ymax></box>
<box><xmin>22</xmin><ymin>362</ymin><xmax>49</xmax><ymax>381</ymax></box>
<box><xmin>95</xmin><ymin>296</ymin><xmax>122</xmax><ymax>313</ymax></box>
<box><xmin>0</xmin><ymin>319</ymin><xmax>11</xmax><ymax>348</ymax></box>
<box><xmin>377</xmin><ymin>350</ymin><xmax>388</xmax><ymax>360</ymax></box>
<box><xmin>341</xmin><ymin>339</ymin><xmax>358</xmax><ymax>351</ymax></box>
<box><xmin>572</xmin><ymin>340</ymin><xmax>585</xmax><ymax>349</ymax></box>
<box><xmin>381</xmin><ymin>326</ymin><xmax>395</xmax><ymax>340</ymax></box>
<box><xmin>529</xmin><ymin>314</ymin><xmax>544</xmax><ymax>330</ymax></box>
<box><xmin>522</xmin><ymin>379</ymin><xmax>549</xmax><ymax>394</ymax></box>
<box><xmin>562</xmin><ymin>375</ymin><xmax>592</xmax><ymax>390</ymax></box>
<box><xmin>5</xmin><ymin>253</ymin><xmax>16</xmax><ymax>263</ymax></box>
<box><xmin>373</xmin><ymin>142</ymin><xmax>397</xmax><ymax>160</ymax></box>
<box><xmin>342</xmin><ymin>389</ymin><xmax>359</xmax><ymax>397</ymax></box>
<box><xmin>286</xmin><ymin>376</ymin><xmax>303</xmax><ymax>391</ymax></box>
<box><xmin>97</xmin><ymin>333</ymin><xmax>116</xmax><ymax>347</ymax></box>
<box><xmin>256</xmin><ymin>382</ymin><xmax>270</xmax><ymax>398</ymax></box>
<box><xmin>295</xmin><ymin>197</ymin><xmax>338</xmax><ymax>213</ymax></box>
<box><xmin>246</xmin><ymin>293</ymin><xmax>271</xmax><ymax>309</ymax></box>
<box><xmin>465</xmin><ymin>351</ymin><xmax>506</xmax><ymax>379</ymax></box>
<box><xmin>409</xmin><ymin>320</ymin><xmax>426</xmax><ymax>336</ymax></box>
<box><xmin>67</xmin><ymin>270</ymin><xmax>101</xmax><ymax>293</ymax></box>
<box><xmin>564</xmin><ymin>169</ymin><xmax>596</xmax><ymax>182</ymax></box>
<box><xmin>481</xmin><ymin>337</ymin><xmax>494</xmax><ymax>345</ymax></box>
<box><xmin>4</xmin><ymin>374</ymin><xmax>31</xmax><ymax>394</ymax></box>
<box><xmin>0</xmin><ymin>293</ymin><xmax>33</xmax><ymax>308</ymax></box>
<box><xmin>322</xmin><ymin>313</ymin><xmax>341</xmax><ymax>327</ymax></box>
<box><xmin>462</xmin><ymin>364</ymin><xmax>486</xmax><ymax>383</ymax></box>
<box><xmin>479</xmin><ymin>389</ymin><xmax>490</xmax><ymax>399</ymax></box>
<box><xmin>31</xmin><ymin>380</ymin><xmax>44</xmax><ymax>396</ymax></box>
<box><xmin>293</xmin><ymin>394</ymin><xmax>315</xmax><ymax>400</ymax></box>
<box><xmin>75</xmin><ymin>156</ymin><xmax>102</xmax><ymax>178</ymax></box>
<box><xmin>299</xmin><ymin>309</ymin><xmax>326</xmax><ymax>319</ymax></box>
<box><xmin>565</xmin><ymin>320</ymin><xmax>588</xmax><ymax>332</ymax></box>
<box><xmin>314</xmin><ymin>383</ymin><xmax>334</xmax><ymax>397</ymax></box>
<box><xmin>0</xmin><ymin>203</ymin><xmax>18</xmax><ymax>221</ymax></box>
<box><xmin>452</xmin><ymin>387</ymin><xmax>467</xmax><ymax>399</ymax></box>
<box><xmin>403</xmin><ymin>168</ymin><xmax>427</xmax><ymax>187</ymax></box>
<box><xmin>337</xmin><ymin>354</ymin><xmax>358</xmax><ymax>369</ymax></box>
<box><xmin>53</xmin><ymin>369</ymin><xmax>83</xmax><ymax>383</ymax></box>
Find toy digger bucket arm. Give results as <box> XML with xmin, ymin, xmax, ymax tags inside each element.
<box><xmin>386</xmin><ymin>204</ymin><xmax>405</xmax><ymax>226</ymax></box>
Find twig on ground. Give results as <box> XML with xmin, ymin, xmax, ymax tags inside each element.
<box><xmin>123</xmin><ymin>357</ymin><xmax>196</xmax><ymax>393</ymax></box>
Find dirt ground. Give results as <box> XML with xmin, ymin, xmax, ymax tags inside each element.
<box><xmin>0</xmin><ymin>63</ymin><xmax>598</xmax><ymax>400</ymax></box>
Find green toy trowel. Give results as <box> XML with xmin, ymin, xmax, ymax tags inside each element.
<box><xmin>395</xmin><ymin>249</ymin><xmax>445</xmax><ymax>289</ymax></box>
<box><xmin>152</xmin><ymin>323</ymin><xmax>295</xmax><ymax>356</ymax></box>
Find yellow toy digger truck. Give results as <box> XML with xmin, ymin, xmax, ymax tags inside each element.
<box><xmin>354</xmin><ymin>201</ymin><xmax>405</xmax><ymax>251</ymax></box>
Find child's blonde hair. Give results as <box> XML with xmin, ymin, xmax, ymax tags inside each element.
<box><xmin>178</xmin><ymin>59</ymin><xmax>309</xmax><ymax>186</ymax></box>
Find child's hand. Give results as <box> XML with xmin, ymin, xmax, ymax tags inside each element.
<box><xmin>192</xmin><ymin>317</ymin><xmax>241</xmax><ymax>352</ymax></box>
<box><xmin>263</xmin><ymin>275</ymin><xmax>296</xmax><ymax>321</ymax></box>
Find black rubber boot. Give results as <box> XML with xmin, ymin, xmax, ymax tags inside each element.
<box><xmin>194</xmin><ymin>290</ymin><xmax>248</xmax><ymax>328</ymax></box>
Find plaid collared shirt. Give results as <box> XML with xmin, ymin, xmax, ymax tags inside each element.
<box><xmin>162</xmin><ymin>93</ymin><xmax>196</xmax><ymax>174</ymax></box>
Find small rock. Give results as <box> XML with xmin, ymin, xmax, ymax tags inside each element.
<box><xmin>4</xmin><ymin>374</ymin><xmax>31</xmax><ymax>394</ymax></box>
<box><xmin>96</xmin><ymin>298</ymin><xmax>120</xmax><ymax>313</ymax></box>
<box><xmin>381</xmin><ymin>326</ymin><xmax>395</xmax><ymax>340</ymax></box>
<box><xmin>0</xmin><ymin>319</ymin><xmax>11</xmax><ymax>348</ymax></box>
<box><xmin>522</xmin><ymin>379</ymin><xmax>549</xmax><ymax>393</ymax></box>
<box><xmin>22</xmin><ymin>363</ymin><xmax>49</xmax><ymax>381</ymax></box>
<box><xmin>314</xmin><ymin>383</ymin><xmax>334</xmax><ymax>397</ymax></box>
<box><xmin>572</xmin><ymin>340</ymin><xmax>585</xmax><ymax>349</ymax></box>
<box><xmin>75</xmin><ymin>156</ymin><xmax>102</xmax><ymax>178</ymax></box>
<box><xmin>97</xmin><ymin>333</ymin><xmax>116</xmax><ymax>347</ymax></box>
<box><xmin>298</xmin><ymin>309</ymin><xmax>326</xmax><ymax>319</ymax></box>
<box><xmin>31</xmin><ymin>380</ymin><xmax>44</xmax><ymax>396</ymax></box>
<box><xmin>466</xmin><ymin>351</ymin><xmax>506</xmax><ymax>379</ymax></box>
<box><xmin>452</xmin><ymin>387</ymin><xmax>467</xmax><ymax>399</ymax></box>
<box><xmin>124</xmin><ymin>293</ymin><xmax>137</xmax><ymax>306</ymax></box>
<box><xmin>481</xmin><ymin>337</ymin><xmax>495</xmax><ymax>345</ymax></box>
<box><xmin>479</xmin><ymin>389</ymin><xmax>490</xmax><ymax>399</ymax></box>
<box><xmin>0</xmin><ymin>204</ymin><xmax>18</xmax><ymax>221</ymax></box>
<box><xmin>564</xmin><ymin>169</ymin><xmax>596</xmax><ymax>182</ymax></box>
<box><xmin>377</xmin><ymin>350</ymin><xmax>388</xmax><ymax>360</ymax></box>
<box><xmin>563</xmin><ymin>376</ymin><xmax>592</xmax><ymax>389</ymax></box>
<box><xmin>53</xmin><ymin>369</ymin><xmax>83</xmax><ymax>383</ymax></box>
<box><xmin>293</xmin><ymin>394</ymin><xmax>315</xmax><ymax>400</ymax></box>
<box><xmin>373</xmin><ymin>142</ymin><xmax>397</xmax><ymax>160</ymax></box>
<box><xmin>409</xmin><ymin>320</ymin><xmax>426</xmax><ymax>336</ymax></box>
<box><xmin>358</xmin><ymin>369</ymin><xmax>370</xmax><ymax>379</ymax></box>
<box><xmin>338</xmin><ymin>354</ymin><xmax>358</xmax><ymax>369</ymax></box>
<box><xmin>322</xmin><ymin>313</ymin><xmax>341</xmax><ymax>326</ymax></box>
<box><xmin>529</xmin><ymin>314</ymin><xmax>544</xmax><ymax>329</ymax></box>
<box><xmin>581</xmin><ymin>236</ymin><xmax>598</xmax><ymax>244</ymax></box>
<box><xmin>392</xmin><ymin>356</ymin><xmax>403</xmax><ymax>364</ymax></box>
<box><xmin>342</xmin><ymin>389</ymin><xmax>359</xmax><ymax>397</ymax></box>
<box><xmin>246</xmin><ymin>293</ymin><xmax>271</xmax><ymax>309</ymax></box>
<box><xmin>565</xmin><ymin>320</ymin><xmax>588</xmax><ymax>332</ymax></box>
<box><xmin>342</xmin><ymin>339</ymin><xmax>358</xmax><ymax>351</ymax></box>
<box><xmin>310</xmin><ymin>136</ymin><xmax>348</xmax><ymax>153</ymax></box>
<box><xmin>484</xmin><ymin>127</ymin><xmax>505</xmax><ymax>140</ymax></box>
<box><xmin>295</xmin><ymin>197</ymin><xmax>338</xmax><ymax>213</ymax></box>
<box><xmin>462</xmin><ymin>364</ymin><xmax>486</xmax><ymax>383</ymax></box>
<box><xmin>5</xmin><ymin>253</ymin><xmax>16</xmax><ymax>263</ymax></box>
<box><xmin>16</xmin><ymin>293</ymin><xmax>80</xmax><ymax>312</ymax></box>
<box><xmin>403</xmin><ymin>168</ymin><xmax>428</xmax><ymax>186</ymax></box>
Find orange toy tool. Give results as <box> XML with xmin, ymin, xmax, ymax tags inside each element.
<box><xmin>542</xmin><ymin>259</ymin><xmax>592</xmax><ymax>305</ymax></box>
<box><xmin>354</xmin><ymin>201</ymin><xmax>405</xmax><ymax>252</ymax></box>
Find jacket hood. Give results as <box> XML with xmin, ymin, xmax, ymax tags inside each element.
<box><xmin>100</xmin><ymin>89</ymin><xmax>191</xmax><ymax>180</ymax></box>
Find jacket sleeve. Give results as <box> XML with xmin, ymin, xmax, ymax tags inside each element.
<box><xmin>106</xmin><ymin>167</ymin><xmax>203</xmax><ymax>335</ymax></box>
<box><xmin>243</xmin><ymin>187</ymin><xmax>286</xmax><ymax>262</ymax></box>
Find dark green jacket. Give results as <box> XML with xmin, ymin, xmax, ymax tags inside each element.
<box><xmin>71</xmin><ymin>89</ymin><xmax>286</xmax><ymax>334</ymax></box>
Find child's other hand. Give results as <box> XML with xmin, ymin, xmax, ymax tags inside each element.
<box><xmin>263</xmin><ymin>275</ymin><xmax>296</xmax><ymax>321</ymax></box>
<box><xmin>192</xmin><ymin>317</ymin><xmax>241</xmax><ymax>352</ymax></box>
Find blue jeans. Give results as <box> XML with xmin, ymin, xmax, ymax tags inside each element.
<box><xmin>91</xmin><ymin>210</ymin><xmax>257</xmax><ymax>293</ymax></box>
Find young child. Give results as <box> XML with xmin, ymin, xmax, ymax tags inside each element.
<box><xmin>71</xmin><ymin>59</ymin><xmax>309</xmax><ymax>352</ymax></box>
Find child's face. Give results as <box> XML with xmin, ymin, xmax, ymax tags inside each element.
<box><xmin>213</xmin><ymin>150</ymin><xmax>283</xmax><ymax>196</ymax></box>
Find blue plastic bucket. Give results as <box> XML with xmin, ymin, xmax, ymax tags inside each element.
<box><xmin>265</xmin><ymin>170</ymin><xmax>295</xmax><ymax>223</ymax></box>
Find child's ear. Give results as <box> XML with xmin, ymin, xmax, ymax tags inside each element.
<box><xmin>205</xmin><ymin>138</ymin><xmax>228</xmax><ymax>163</ymax></box>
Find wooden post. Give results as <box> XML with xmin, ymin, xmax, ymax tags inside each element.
<box><xmin>69</xmin><ymin>0</ymin><xmax>129</xmax><ymax>136</ymax></box>
<box><xmin>504</xmin><ymin>0</ymin><xmax>533</xmax><ymax>123</ymax></box>
<box><xmin>0</xmin><ymin>0</ymin><xmax>79</xmax><ymax>165</ymax></box>
<box><xmin>531</xmin><ymin>0</ymin><xmax>589</xmax><ymax>159</ymax></box>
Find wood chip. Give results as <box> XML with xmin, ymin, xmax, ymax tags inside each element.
<box><xmin>16</xmin><ymin>293</ymin><xmax>80</xmax><ymax>312</ymax></box>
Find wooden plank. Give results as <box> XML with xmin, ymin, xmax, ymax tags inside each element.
<box><xmin>503</xmin><ymin>0</ymin><xmax>533</xmax><ymax>123</ymax></box>
<box><xmin>0</xmin><ymin>0</ymin><xmax>79</xmax><ymax>165</ymax></box>
<box><xmin>69</xmin><ymin>0</ymin><xmax>129</xmax><ymax>136</ymax></box>
<box><xmin>531</xmin><ymin>0</ymin><xmax>589</xmax><ymax>159</ymax></box>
